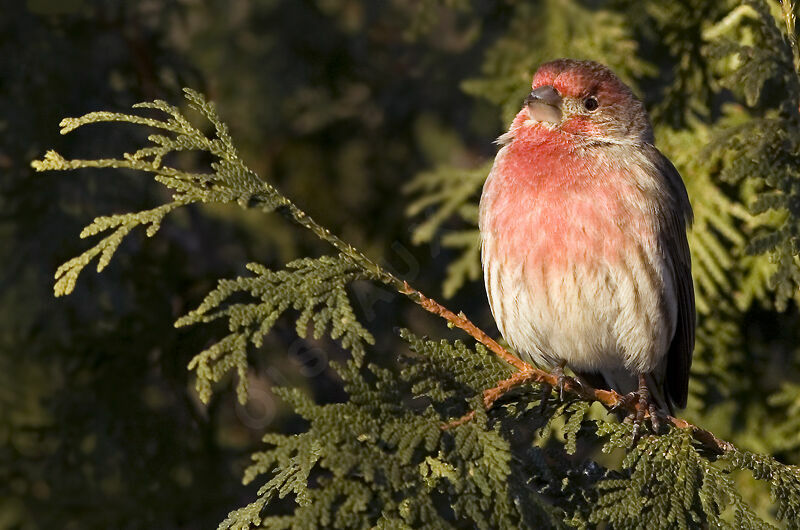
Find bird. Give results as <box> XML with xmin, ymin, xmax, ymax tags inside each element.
<box><xmin>478</xmin><ymin>59</ymin><xmax>694</xmax><ymax>425</ymax></box>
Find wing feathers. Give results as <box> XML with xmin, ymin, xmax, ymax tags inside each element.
<box><xmin>652</xmin><ymin>149</ymin><xmax>695</xmax><ymax>409</ymax></box>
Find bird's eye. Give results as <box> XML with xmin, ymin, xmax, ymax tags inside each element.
<box><xmin>583</xmin><ymin>97</ymin><xmax>599</xmax><ymax>111</ymax></box>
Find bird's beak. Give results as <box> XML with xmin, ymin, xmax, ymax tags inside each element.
<box><xmin>525</xmin><ymin>85</ymin><xmax>562</xmax><ymax>124</ymax></box>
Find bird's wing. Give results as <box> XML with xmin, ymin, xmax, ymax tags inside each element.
<box><xmin>653</xmin><ymin>148</ymin><xmax>695</xmax><ymax>409</ymax></box>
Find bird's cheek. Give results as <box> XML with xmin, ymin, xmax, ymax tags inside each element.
<box><xmin>561</xmin><ymin>116</ymin><xmax>604</xmax><ymax>137</ymax></box>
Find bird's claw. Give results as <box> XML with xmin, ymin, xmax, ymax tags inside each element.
<box><xmin>553</xmin><ymin>363</ymin><xmax>570</xmax><ymax>401</ymax></box>
<box><xmin>609</xmin><ymin>391</ymin><xmax>638</xmax><ymax>415</ymax></box>
<box><xmin>614</xmin><ymin>380</ymin><xmax>665</xmax><ymax>443</ymax></box>
<box><xmin>538</xmin><ymin>364</ymin><xmax>572</xmax><ymax>413</ymax></box>
<box><xmin>648</xmin><ymin>402</ymin><xmax>662</xmax><ymax>433</ymax></box>
<box><xmin>630</xmin><ymin>391</ymin><xmax>649</xmax><ymax>442</ymax></box>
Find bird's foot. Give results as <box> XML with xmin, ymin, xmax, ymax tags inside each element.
<box><xmin>614</xmin><ymin>375</ymin><xmax>664</xmax><ymax>442</ymax></box>
<box><xmin>539</xmin><ymin>363</ymin><xmax>570</xmax><ymax>412</ymax></box>
<box><xmin>553</xmin><ymin>363</ymin><xmax>570</xmax><ymax>401</ymax></box>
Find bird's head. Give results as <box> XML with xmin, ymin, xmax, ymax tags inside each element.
<box><xmin>510</xmin><ymin>59</ymin><xmax>653</xmax><ymax>145</ymax></box>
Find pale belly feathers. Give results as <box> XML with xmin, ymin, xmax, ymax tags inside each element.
<box><xmin>479</xmin><ymin>145</ymin><xmax>678</xmax><ymax>377</ymax></box>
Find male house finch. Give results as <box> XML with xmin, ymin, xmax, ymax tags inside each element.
<box><xmin>479</xmin><ymin>59</ymin><xmax>694</xmax><ymax>419</ymax></box>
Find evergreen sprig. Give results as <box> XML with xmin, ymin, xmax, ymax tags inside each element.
<box><xmin>216</xmin><ymin>327</ymin><xmax>800</xmax><ymax>528</ymax></box>
<box><xmin>706</xmin><ymin>0</ymin><xmax>800</xmax><ymax>310</ymax></box>
<box><xmin>220</xmin><ymin>332</ymin><xmax>567</xmax><ymax>529</ymax></box>
<box><xmin>177</xmin><ymin>255</ymin><xmax>374</xmax><ymax>403</ymax></box>
<box><xmin>405</xmin><ymin>163</ymin><xmax>488</xmax><ymax>298</ymax></box>
<box><xmin>589</xmin><ymin>427</ymin><xmax>769</xmax><ymax>528</ymax></box>
<box><xmin>31</xmin><ymin>89</ymin><xmax>279</xmax><ymax>296</ymax></box>
<box><xmin>33</xmin><ymin>6</ymin><xmax>800</xmax><ymax>520</ymax></box>
<box><xmin>725</xmin><ymin>449</ymin><xmax>800</xmax><ymax>523</ymax></box>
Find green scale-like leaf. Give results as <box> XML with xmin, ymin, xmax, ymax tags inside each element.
<box><xmin>178</xmin><ymin>255</ymin><xmax>374</xmax><ymax>403</ymax></box>
<box><xmin>32</xmin><ymin>6</ymin><xmax>800</xmax><ymax>521</ymax></box>
<box><xmin>32</xmin><ymin>89</ymin><xmax>283</xmax><ymax>297</ymax></box>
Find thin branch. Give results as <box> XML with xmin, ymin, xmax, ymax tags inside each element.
<box><xmin>42</xmin><ymin>95</ymin><xmax>737</xmax><ymax>455</ymax></box>
<box><xmin>249</xmin><ymin>184</ymin><xmax>736</xmax><ymax>455</ymax></box>
<box><xmin>400</xmin><ymin>283</ymin><xmax>528</xmax><ymax>371</ymax></box>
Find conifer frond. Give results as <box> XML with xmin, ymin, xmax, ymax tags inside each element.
<box><xmin>705</xmin><ymin>0</ymin><xmax>800</xmax><ymax>309</ymax></box>
<box><xmin>52</xmin><ymin>200</ymin><xmax>189</xmax><ymax>296</ymax></box>
<box><xmin>438</xmin><ymin>229</ymin><xmax>481</xmax><ymax>299</ymax></box>
<box><xmin>688</xmin><ymin>309</ymin><xmax>747</xmax><ymax>409</ymax></box>
<box><xmin>768</xmin><ymin>383</ymin><xmax>800</xmax><ymax>452</ymax></box>
<box><xmin>405</xmin><ymin>163</ymin><xmax>488</xmax><ymax>298</ymax></box>
<box><xmin>658</xmin><ymin>122</ymin><xmax>754</xmax><ymax>316</ymax></box>
<box><xmin>178</xmin><ymin>255</ymin><xmax>374</xmax><ymax>404</ymax></box>
<box><xmin>563</xmin><ymin>401</ymin><xmax>591</xmax><ymax>456</ymax></box>
<box><xmin>31</xmin><ymin>89</ymin><xmax>280</xmax><ymax>296</ymax></box>
<box><xmin>588</xmin><ymin>426</ymin><xmax>774</xmax><ymax>528</ymax></box>
<box><xmin>222</xmin><ymin>330</ymin><xmax>567</xmax><ymax>529</ymax></box>
<box><xmin>405</xmin><ymin>164</ymin><xmax>486</xmax><ymax>245</ymax></box>
<box><xmin>216</xmin><ymin>325</ymin><xmax>800</xmax><ymax>528</ymax></box>
<box><xmin>707</xmin><ymin>116</ymin><xmax>800</xmax><ymax>308</ymax></box>
<box><xmin>725</xmin><ymin>449</ymin><xmax>800</xmax><ymax>523</ymax></box>
<box><xmin>398</xmin><ymin>328</ymin><xmax>513</xmax><ymax>395</ymax></box>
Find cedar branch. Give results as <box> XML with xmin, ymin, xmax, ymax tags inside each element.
<box><xmin>261</xmin><ymin>186</ymin><xmax>736</xmax><ymax>455</ymax></box>
<box><xmin>401</xmin><ymin>285</ymin><xmax>734</xmax><ymax>454</ymax></box>
<box><xmin>36</xmin><ymin>97</ymin><xmax>737</xmax><ymax>456</ymax></box>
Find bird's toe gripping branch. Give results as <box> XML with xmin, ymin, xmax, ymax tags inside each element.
<box><xmin>610</xmin><ymin>374</ymin><xmax>665</xmax><ymax>441</ymax></box>
<box><xmin>403</xmin><ymin>285</ymin><xmax>732</xmax><ymax>453</ymax></box>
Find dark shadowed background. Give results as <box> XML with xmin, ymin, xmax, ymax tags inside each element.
<box><xmin>3</xmin><ymin>0</ymin><xmax>800</xmax><ymax>528</ymax></box>
<box><xmin>1</xmin><ymin>1</ymin><xmax>505</xmax><ymax>527</ymax></box>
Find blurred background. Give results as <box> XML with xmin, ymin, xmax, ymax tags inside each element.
<box><xmin>1</xmin><ymin>1</ymin><xmax>505</xmax><ymax>527</ymax></box>
<box><xmin>3</xmin><ymin>0</ymin><xmax>800</xmax><ymax>528</ymax></box>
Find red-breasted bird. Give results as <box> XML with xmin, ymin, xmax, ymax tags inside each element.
<box><xmin>479</xmin><ymin>59</ymin><xmax>694</xmax><ymax>423</ymax></box>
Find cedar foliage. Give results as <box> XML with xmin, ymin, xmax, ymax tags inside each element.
<box><xmin>27</xmin><ymin>0</ymin><xmax>800</xmax><ymax>528</ymax></box>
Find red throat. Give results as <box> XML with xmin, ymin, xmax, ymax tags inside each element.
<box><xmin>483</xmin><ymin>122</ymin><xmax>654</xmax><ymax>269</ymax></box>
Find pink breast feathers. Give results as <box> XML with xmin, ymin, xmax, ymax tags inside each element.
<box><xmin>482</xmin><ymin>136</ymin><xmax>655</xmax><ymax>273</ymax></box>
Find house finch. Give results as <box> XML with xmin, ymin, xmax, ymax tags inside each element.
<box><xmin>479</xmin><ymin>59</ymin><xmax>694</xmax><ymax>421</ymax></box>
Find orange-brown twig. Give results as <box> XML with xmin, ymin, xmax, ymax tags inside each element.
<box><xmin>400</xmin><ymin>282</ymin><xmax>735</xmax><ymax>455</ymax></box>
<box><xmin>268</xmin><ymin>183</ymin><xmax>733</xmax><ymax>453</ymax></box>
<box><xmin>401</xmin><ymin>282</ymin><xmax>528</xmax><ymax>372</ymax></box>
